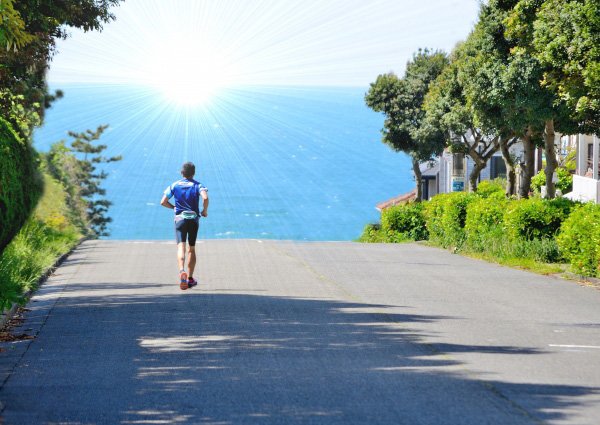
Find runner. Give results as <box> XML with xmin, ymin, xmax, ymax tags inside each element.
<box><xmin>160</xmin><ymin>162</ymin><xmax>209</xmax><ymax>290</ymax></box>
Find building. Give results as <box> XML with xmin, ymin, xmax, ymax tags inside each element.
<box><xmin>375</xmin><ymin>133</ymin><xmax>600</xmax><ymax>210</ymax></box>
<box><xmin>568</xmin><ymin>134</ymin><xmax>600</xmax><ymax>203</ymax></box>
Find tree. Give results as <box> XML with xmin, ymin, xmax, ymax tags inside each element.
<box><xmin>0</xmin><ymin>0</ymin><xmax>35</xmax><ymax>51</ymax></box>
<box><xmin>505</xmin><ymin>0</ymin><xmax>588</xmax><ymax>198</ymax></box>
<box><xmin>531</xmin><ymin>0</ymin><xmax>600</xmax><ymax>131</ymax></box>
<box><xmin>456</xmin><ymin>3</ymin><xmax>533</xmax><ymax>197</ymax></box>
<box><xmin>0</xmin><ymin>0</ymin><xmax>122</xmax><ymax>245</ymax></box>
<box><xmin>0</xmin><ymin>0</ymin><xmax>122</xmax><ymax>136</ymax></box>
<box><xmin>45</xmin><ymin>125</ymin><xmax>122</xmax><ymax>238</ymax></box>
<box><xmin>424</xmin><ymin>42</ymin><xmax>503</xmax><ymax>193</ymax></box>
<box><xmin>365</xmin><ymin>49</ymin><xmax>449</xmax><ymax>201</ymax></box>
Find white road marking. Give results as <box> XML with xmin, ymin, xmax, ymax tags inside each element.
<box><xmin>549</xmin><ymin>344</ymin><xmax>600</xmax><ymax>349</ymax></box>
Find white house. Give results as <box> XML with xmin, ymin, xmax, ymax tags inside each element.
<box><xmin>376</xmin><ymin>133</ymin><xmax>599</xmax><ymax>208</ymax></box>
<box><xmin>567</xmin><ymin>134</ymin><xmax>600</xmax><ymax>203</ymax></box>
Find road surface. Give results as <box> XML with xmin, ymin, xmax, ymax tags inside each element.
<box><xmin>0</xmin><ymin>239</ymin><xmax>599</xmax><ymax>424</ymax></box>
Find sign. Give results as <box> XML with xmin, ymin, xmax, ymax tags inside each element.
<box><xmin>452</xmin><ymin>177</ymin><xmax>465</xmax><ymax>192</ymax></box>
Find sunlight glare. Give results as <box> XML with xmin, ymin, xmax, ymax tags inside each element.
<box><xmin>149</xmin><ymin>41</ymin><xmax>234</xmax><ymax>105</ymax></box>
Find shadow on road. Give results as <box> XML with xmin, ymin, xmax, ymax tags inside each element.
<box><xmin>1</xmin><ymin>284</ymin><xmax>598</xmax><ymax>425</ymax></box>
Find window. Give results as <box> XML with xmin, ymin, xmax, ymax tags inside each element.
<box><xmin>490</xmin><ymin>156</ymin><xmax>506</xmax><ymax>179</ymax></box>
<box><xmin>452</xmin><ymin>153</ymin><xmax>465</xmax><ymax>177</ymax></box>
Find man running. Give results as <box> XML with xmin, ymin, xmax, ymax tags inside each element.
<box><xmin>160</xmin><ymin>162</ymin><xmax>209</xmax><ymax>290</ymax></box>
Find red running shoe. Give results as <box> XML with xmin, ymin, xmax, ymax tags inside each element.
<box><xmin>180</xmin><ymin>271</ymin><xmax>188</xmax><ymax>290</ymax></box>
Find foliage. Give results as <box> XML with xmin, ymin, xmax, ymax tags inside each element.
<box><xmin>359</xmin><ymin>223</ymin><xmax>387</xmax><ymax>243</ymax></box>
<box><xmin>0</xmin><ymin>87</ymin><xmax>44</xmax><ymax>139</ymax></box>
<box><xmin>503</xmin><ymin>197</ymin><xmax>578</xmax><ymax>241</ymax></box>
<box><xmin>365</xmin><ymin>49</ymin><xmax>449</xmax><ymax>200</ymax></box>
<box><xmin>465</xmin><ymin>195</ymin><xmax>508</xmax><ymax>240</ymax></box>
<box><xmin>505</xmin><ymin>0</ymin><xmax>595</xmax><ymax>197</ymax></box>
<box><xmin>475</xmin><ymin>178</ymin><xmax>506</xmax><ymax>198</ymax></box>
<box><xmin>0</xmin><ymin>0</ymin><xmax>121</xmax><ymax>136</ymax></box>
<box><xmin>43</xmin><ymin>125</ymin><xmax>122</xmax><ymax>238</ymax></box>
<box><xmin>381</xmin><ymin>202</ymin><xmax>428</xmax><ymax>241</ymax></box>
<box><xmin>0</xmin><ymin>117</ymin><xmax>43</xmax><ymax>253</ymax></box>
<box><xmin>363</xmin><ymin>188</ymin><xmax>587</xmax><ymax>269</ymax></box>
<box><xmin>531</xmin><ymin>0</ymin><xmax>600</xmax><ymax>129</ymax></box>
<box><xmin>557</xmin><ymin>202</ymin><xmax>600</xmax><ymax>277</ymax></box>
<box><xmin>365</xmin><ymin>49</ymin><xmax>448</xmax><ymax>159</ymax></box>
<box><xmin>530</xmin><ymin>168</ymin><xmax>573</xmax><ymax>194</ymax></box>
<box><xmin>423</xmin><ymin>42</ymin><xmax>503</xmax><ymax>193</ymax></box>
<box><xmin>464</xmin><ymin>224</ymin><xmax>562</xmax><ymax>264</ymax></box>
<box><xmin>0</xmin><ymin>0</ymin><xmax>35</xmax><ymax>51</ymax></box>
<box><xmin>0</xmin><ymin>174</ymin><xmax>81</xmax><ymax>313</ymax></box>
<box><xmin>423</xmin><ymin>192</ymin><xmax>478</xmax><ymax>247</ymax></box>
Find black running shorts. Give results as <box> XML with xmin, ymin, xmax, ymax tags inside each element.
<box><xmin>175</xmin><ymin>216</ymin><xmax>199</xmax><ymax>246</ymax></box>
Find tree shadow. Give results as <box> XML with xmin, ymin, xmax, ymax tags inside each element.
<box><xmin>0</xmin><ymin>289</ymin><xmax>597</xmax><ymax>425</ymax></box>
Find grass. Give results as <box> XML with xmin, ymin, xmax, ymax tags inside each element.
<box><xmin>0</xmin><ymin>174</ymin><xmax>84</xmax><ymax>312</ymax></box>
<box><xmin>360</xmin><ymin>220</ymin><xmax>570</xmax><ymax>278</ymax></box>
<box><xmin>460</xmin><ymin>250</ymin><xmax>566</xmax><ymax>276</ymax></box>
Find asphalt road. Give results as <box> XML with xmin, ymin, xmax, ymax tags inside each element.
<box><xmin>0</xmin><ymin>239</ymin><xmax>599</xmax><ymax>424</ymax></box>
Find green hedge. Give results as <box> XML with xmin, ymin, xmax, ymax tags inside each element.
<box><xmin>557</xmin><ymin>202</ymin><xmax>600</xmax><ymax>277</ymax></box>
<box><xmin>424</xmin><ymin>192</ymin><xmax>478</xmax><ymax>247</ymax></box>
<box><xmin>0</xmin><ymin>174</ymin><xmax>82</xmax><ymax>312</ymax></box>
<box><xmin>368</xmin><ymin>188</ymin><xmax>599</xmax><ymax>271</ymax></box>
<box><xmin>503</xmin><ymin>197</ymin><xmax>577</xmax><ymax>241</ymax></box>
<box><xmin>381</xmin><ymin>202</ymin><xmax>428</xmax><ymax>241</ymax></box>
<box><xmin>365</xmin><ymin>186</ymin><xmax>600</xmax><ymax>275</ymax></box>
<box><xmin>0</xmin><ymin>117</ymin><xmax>43</xmax><ymax>253</ymax></box>
<box><xmin>476</xmin><ymin>179</ymin><xmax>505</xmax><ymax>198</ymax></box>
<box><xmin>464</xmin><ymin>193</ymin><xmax>508</xmax><ymax>250</ymax></box>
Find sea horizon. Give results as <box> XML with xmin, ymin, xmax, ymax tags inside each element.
<box><xmin>34</xmin><ymin>83</ymin><xmax>414</xmax><ymax>241</ymax></box>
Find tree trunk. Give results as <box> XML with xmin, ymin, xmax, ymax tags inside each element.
<box><xmin>500</xmin><ymin>136</ymin><xmax>516</xmax><ymax>197</ymax></box>
<box><xmin>468</xmin><ymin>162</ymin><xmax>485</xmax><ymax>193</ymax></box>
<box><xmin>519</xmin><ymin>129</ymin><xmax>535</xmax><ymax>199</ymax></box>
<box><xmin>544</xmin><ymin>119</ymin><xmax>558</xmax><ymax>198</ymax></box>
<box><xmin>412</xmin><ymin>156</ymin><xmax>423</xmax><ymax>202</ymax></box>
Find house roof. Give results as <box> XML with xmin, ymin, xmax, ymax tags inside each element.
<box><xmin>375</xmin><ymin>189</ymin><xmax>416</xmax><ymax>211</ymax></box>
<box><xmin>421</xmin><ymin>163</ymin><xmax>439</xmax><ymax>177</ymax></box>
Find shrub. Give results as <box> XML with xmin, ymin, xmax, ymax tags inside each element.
<box><xmin>464</xmin><ymin>195</ymin><xmax>509</xmax><ymax>251</ymax></box>
<box><xmin>0</xmin><ymin>117</ymin><xmax>43</xmax><ymax>253</ymax></box>
<box><xmin>0</xmin><ymin>174</ymin><xmax>81</xmax><ymax>312</ymax></box>
<box><xmin>359</xmin><ymin>223</ymin><xmax>386</xmax><ymax>243</ymax></box>
<box><xmin>423</xmin><ymin>194</ymin><xmax>447</xmax><ymax>242</ymax></box>
<box><xmin>503</xmin><ymin>197</ymin><xmax>578</xmax><ymax>241</ymax></box>
<box><xmin>464</xmin><ymin>224</ymin><xmax>561</xmax><ymax>263</ymax></box>
<box><xmin>531</xmin><ymin>168</ymin><xmax>573</xmax><ymax>194</ymax></box>
<box><xmin>557</xmin><ymin>202</ymin><xmax>600</xmax><ymax>277</ymax></box>
<box><xmin>381</xmin><ymin>202</ymin><xmax>428</xmax><ymax>241</ymax></box>
<box><xmin>424</xmin><ymin>192</ymin><xmax>478</xmax><ymax>248</ymax></box>
<box><xmin>476</xmin><ymin>178</ymin><xmax>506</xmax><ymax>198</ymax></box>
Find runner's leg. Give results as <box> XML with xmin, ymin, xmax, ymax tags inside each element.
<box><xmin>187</xmin><ymin>245</ymin><xmax>196</xmax><ymax>278</ymax></box>
<box><xmin>187</xmin><ymin>220</ymin><xmax>199</xmax><ymax>279</ymax></box>
<box><xmin>177</xmin><ymin>242</ymin><xmax>186</xmax><ymax>271</ymax></box>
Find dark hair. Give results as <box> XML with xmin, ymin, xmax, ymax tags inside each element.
<box><xmin>181</xmin><ymin>162</ymin><xmax>195</xmax><ymax>178</ymax></box>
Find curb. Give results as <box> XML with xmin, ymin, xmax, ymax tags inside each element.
<box><xmin>0</xmin><ymin>236</ymin><xmax>88</xmax><ymax>330</ymax></box>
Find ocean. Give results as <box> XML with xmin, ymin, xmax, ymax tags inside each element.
<box><xmin>33</xmin><ymin>84</ymin><xmax>413</xmax><ymax>241</ymax></box>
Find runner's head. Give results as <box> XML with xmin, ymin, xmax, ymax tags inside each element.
<box><xmin>181</xmin><ymin>162</ymin><xmax>195</xmax><ymax>178</ymax></box>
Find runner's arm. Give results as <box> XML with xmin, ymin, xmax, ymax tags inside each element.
<box><xmin>160</xmin><ymin>195</ymin><xmax>174</xmax><ymax>210</ymax></box>
<box><xmin>201</xmin><ymin>190</ymin><xmax>209</xmax><ymax>217</ymax></box>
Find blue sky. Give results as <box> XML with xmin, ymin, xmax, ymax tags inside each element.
<box><xmin>47</xmin><ymin>0</ymin><xmax>480</xmax><ymax>88</ymax></box>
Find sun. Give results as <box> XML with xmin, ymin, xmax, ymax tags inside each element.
<box><xmin>148</xmin><ymin>42</ymin><xmax>234</xmax><ymax>106</ymax></box>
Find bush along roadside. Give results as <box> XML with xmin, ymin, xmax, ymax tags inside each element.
<box><xmin>0</xmin><ymin>174</ymin><xmax>83</xmax><ymax>313</ymax></box>
<box><xmin>557</xmin><ymin>202</ymin><xmax>600</xmax><ymax>278</ymax></box>
<box><xmin>0</xmin><ymin>125</ymin><xmax>121</xmax><ymax>315</ymax></box>
<box><xmin>360</xmin><ymin>183</ymin><xmax>600</xmax><ymax>279</ymax></box>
